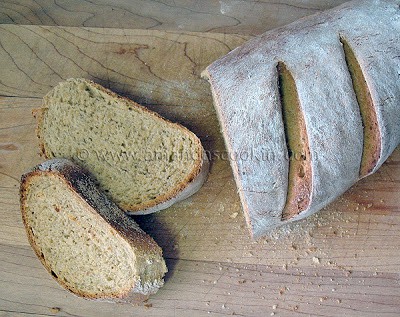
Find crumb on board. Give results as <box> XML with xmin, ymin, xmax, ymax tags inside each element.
<box><xmin>49</xmin><ymin>307</ymin><xmax>61</xmax><ymax>314</ymax></box>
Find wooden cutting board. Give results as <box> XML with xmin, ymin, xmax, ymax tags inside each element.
<box><xmin>1</xmin><ymin>24</ymin><xmax>400</xmax><ymax>316</ymax></box>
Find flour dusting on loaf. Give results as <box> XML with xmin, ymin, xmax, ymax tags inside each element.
<box><xmin>203</xmin><ymin>0</ymin><xmax>400</xmax><ymax>237</ymax></box>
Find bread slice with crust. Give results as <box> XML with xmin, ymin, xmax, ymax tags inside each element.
<box><xmin>20</xmin><ymin>158</ymin><xmax>167</xmax><ymax>303</ymax></box>
<box><xmin>34</xmin><ymin>78</ymin><xmax>209</xmax><ymax>215</ymax></box>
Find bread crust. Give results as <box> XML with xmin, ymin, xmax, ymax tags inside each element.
<box><xmin>34</xmin><ymin>78</ymin><xmax>209</xmax><ymax>213</ymax></box>
<box><xmin>20</xmin><ymin>158</ymin><xmax>167</xmax><ymax>302</ymax></box>
<box><xmin>203</xmin><ymin>0</ymin><xmax>400</xmax><ymax>237</ymax></box>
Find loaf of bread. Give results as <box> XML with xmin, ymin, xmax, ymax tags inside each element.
<box><xmin>34</xmin><ymin>78</ymin><xmax>209</xmax><ymax>215</ymax></box>
<box><xmin>20</xmin><ymin>158</ymin><xmax>167</xmax><ymax>302</ymax></box>
<box><xmin>203</xmin><ymin>0</ymin><xmax>400</xmax><ymax>237</ymax></box>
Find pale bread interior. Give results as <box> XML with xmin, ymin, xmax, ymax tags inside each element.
<box><xmin>23</xmin><ymin>173</ymin><xmax>136</xmax><ymax>298</ymax></box>
<box><xmin>38</xmin><ymin>79</ymin><xmax>201</xmax><ymax>211</ymax></box>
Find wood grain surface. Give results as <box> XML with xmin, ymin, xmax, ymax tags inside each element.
<box><xmin>0</xmin><ymin>0</ymin><xmax>348</xmax><ymax>35</ymax></box>
<box><xmin>1</xmin><ymin>21</ymin><xmax>400</xmax><ymax>317</ymax></box>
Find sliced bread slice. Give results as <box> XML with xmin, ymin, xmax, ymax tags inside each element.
<box><xmin>20</xmin><ymin>158</ymin><xmax>167</xmax><ymax>302</ymax></box>
<box><xmin>34</xmin><ymin>78</ymin><xmax>209</xmax><ymax>214</ymax></box>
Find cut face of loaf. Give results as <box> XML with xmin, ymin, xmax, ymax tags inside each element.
<box><xmin>20</xmin><ymin>159</ymin><xmax>167</xmax><ymax>302</ymax></box>
<box><xmin>35</xmin><ymin>78</ymin><xmax>209</xmax><ymax>214</ymax></box>
<box><xmin>203</xmin><ymin>0</ymin><xmax>400</xmax><ymax>237</ymax></box>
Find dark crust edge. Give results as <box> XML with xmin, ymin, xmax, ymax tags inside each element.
<box><xmin>35</xmin><ymin>78</ymin><xmax>206</xmax><ymax>212</ymax></box>
<box><xmin>20</xmin><ymin>161</ymin><xmax>164</xmax><ymax>302</ymax></box>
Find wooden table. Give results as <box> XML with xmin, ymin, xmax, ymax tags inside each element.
<box><xmin>1</xmin><ymin>1</ymin><xmax>399</xmax><ymax>316</ymax></box>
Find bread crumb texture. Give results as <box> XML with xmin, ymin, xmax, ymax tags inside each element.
<box><xmin>39</xmin><ymin>78</ymin><xmax>202</xmax><ymax>211</ymax></box>
<box><xmin>24</xmin><ymin>174</ymin><xmax>136</xmax><ymax>297</ymax></box>
<box><xmin>21</xmin><ymin>160</ymin><xmax>167</xmax><ymax>301</ymax></box>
